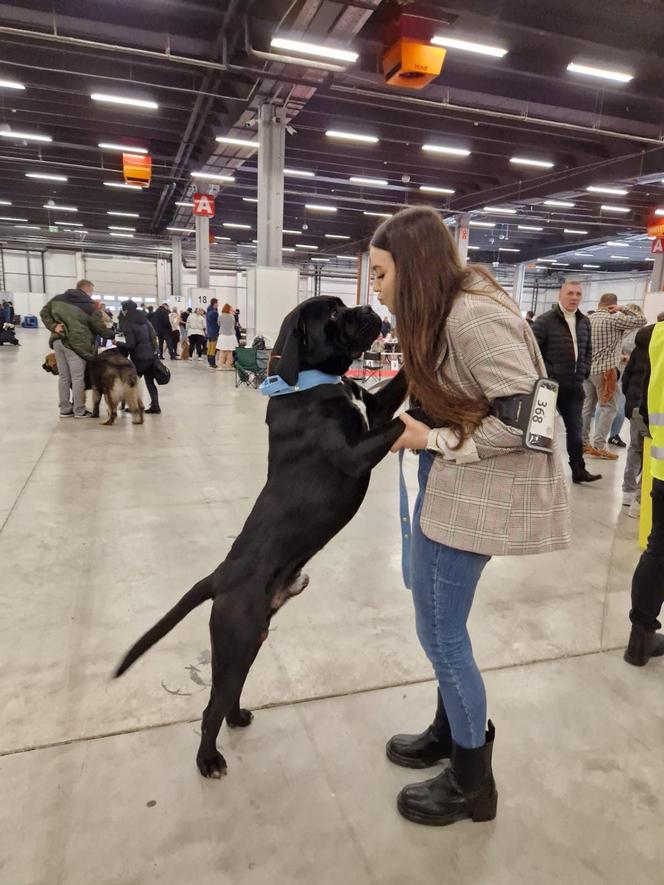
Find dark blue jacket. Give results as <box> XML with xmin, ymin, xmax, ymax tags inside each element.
<box><xmin>206</xmin><ymin>304</ymin><xmax>220</xmax><ymax>338</ymax></box>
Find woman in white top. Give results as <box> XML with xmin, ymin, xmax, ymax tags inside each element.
<box><xmin>216</xmin><ymin>303</ymin><xmax>237</xmax><ymax>370</ymax></box>
<box><xmin>186</xmin><ymin>308</ymin><xmax>206</xmax><ymax>360</ymax></box>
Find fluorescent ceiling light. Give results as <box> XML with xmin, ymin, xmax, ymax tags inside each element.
<box><xmin>284</xmin><ymin>168</ymin><xmax>315</xmax><ymax>178</ymax></box>
<box><xmin>422</xmin><ymin>144</ymin><xmax>471</xmax><ymax>157</ymax></box>
<box><xmin>336</xmin><ymin>254</ymin><xmax>357</xmax><ymax>259</ymax></box>
<box><xmin>544</xmin><ymin>199</ymin><xmax>575</xmax><ymax>208</ymax></box>
<box><xmin>325</xmin><ymin>234</ymin><xmax>350</xmax><ymax>240</ymax></box>
<box><xmin>15</xmin><ymin>224</ymin><xmax>40</xmax><ymax>229</ymax></box>
<box><xmin>431</xmin><ymin>34</ymin><xmax>507</xmax><ymax>58</ymax></box>
<box><xmin>484</xmin><ymin>206</ymin><xmax>517</xmax><ymax>214</ymax></box>
<box><xmin>567</xmin><ymin>62</ymin><xmax>633</xmax><ymax>84</ymax></box>
<box><xmin>270</xmin><ymin>37</ymin><xmax>358</xmax><ymax>64</ymax></box>
<box><xmin>167</xmin><ymin>227</ymin><xmax>194</xmax><ymax>233</ymax></box>
<box><xmin>43</xmin><ymin>204</ymin><xmax>77</xmax><ymax>212</ymax></box>
<box><xmin>215</xmin><ymin>236</ymin><xmax>231</xmax><ymax>241</ymax></box>
<box><xmin>0</xmin><ymin>78</ymin><xmax>25</xmax><ymax>90</ymax></box>
<box><xmin>98</xmin><ymin>142</ymin><xmax>148</xmax><ymax>154</ymax></box>
<box><xmin>174</xmin><ymin>202</ymin><xmax>194</xmax><ymax>208</ymax></box>
<box><xmin>305</xmin><ymin>203</ymin><xmax>337</xmax><ymax>213</ymax></box>
<box><xmin>110</xmin><ymin>232</ymin><xmax>135</xmax><ymax>238</ymax></box>
<box><xmin>586</xmin><ymin>186</ymin><xmax>628</xmax><ymax>196</ymax></box>
<box><xmin>654</xmin><ymin>209</ymin><xmax>664</xmax><ymax>217</ymax></box>
<box><xmin>103</xmin><ymin>181</ymin><xmax>143</xmax><ymax>189</ymax></box>
<box><xmin>295</xmin><ymin>244</ymin><xmax>318</xmax><ymax>250</ymax></box>
<box><xmin>26</xmin><ymin>172</ymin><xmax>68</xmax><ymax>182</ymax></box>
<box><xmin>518</xmin><ymin>225</ymin><xmax>543</xmax><ymax>231</ymax></box>
<box><xmin>0</xmin><ymin>200</ymin><xmax>11</xmax><ymax>206</ymax></box>
<box><xmin>243</xmin><ymin>197</ymin><xmax>258</xmax><ymax>203</ymax></box>
<box><xmin>350</xmin><ymin>176</ymin><xmax>388</xmax><ymax>187</ymax></box>
<box><xmin>510</xmin><ymin>157</ymin><xmax>554</xmax><ymax>169</ymax></box>
<box><xmin>283</xmin><ymin>229</ymin><xmax>301</xmax><ymax>235</ymax></box>
<box><xmin>420</xmin><ymin>185</ymin><xmax>455</xmax><ymax>194</ymax></box>
<box><xmin>1</xmin><ymin>130</ymin><xmax>51</xmax><ymax>143</ymax></box>
<box><xmin>363</xmin><ymin>211</ymin><xmax>392</xmax><ymax>218</ymax></box>
<box><xmin>609</xmin><ymin>254</ymin><xmax>630</xmax><ymax>259</ymax></box>
<box><xmin>601</xmin><ymin>204</ymin><xmax>630</xmax><ymax>213</ymax></box>
<box><xmin>537</xmin><ymin>258</ymin><xmax>556</xmax><ymax>262</ymax></box>
<box><xmin>282</xmin><ymin>247</ymin><xmax>295</xmax><ymax>252</ymax></box>
<box><xmin>583</xmin><ymin>264</ymin><xmax>601</xmax><ymax>268</ymax></box>
<box><xmin>0</xmin><ymin>216</ymin><xmax>28</xmax><ymax>222</ymax></box>
<box><xmin>564</xmin><ymin>228</ymin><xmax>588</xmax><ymax>234</ymax></box>
<box><xmin>605</xmin><ymin>241</ymin><xmax>629</xmax><ymax>247</ymax></box>
<box><xmin>216</xmin><ymin>136</ymin><xmax>258</xmax><ymax>149</ymax></box>
<box><xmin>551</xmin><ymin>262</ymin><xmax>570</xmax><ymax>266</ymax></box>
<box><xmin>645</xmin><ymin>258</ymin><xmax>655</xmax><ymax>262</ymax></box>
<box><xmin>108</xmin><ymin>211</ymin><xmax>139</xmax><ymax>217</ymax></box>
<box><xmin>467</xmin><ymin>245</ymin><xmax>480</xmax><ymax>251</ymax></box>
<box><xmin>91</xmin><ymin>92</ymin><xmax>158</xmax><ymax>110</ymax></box>
<box><xmin>54</xmin><ymin>220</ymin><xmax>82</xmax><ymax>226</ymax></box>
<box><xmin>223</xmin><ymin>222</ymin><xmax>251</xmax><ymax>229</ymax></box>
<box><xmin>469</xmin><ymin>221</ymin><xmax>495</xmax><ymax>228</ymax></box>
<box><xmin>108</xmin><ymin>225</ymin><xmax>135</xmax><ymax>231</ymax></box>
<box><xmin>326</xmin><ymin>130</ymin><xmax>378</xmax><ymax>144</ymax></box>
<box><xmin>499</xmin><ymin>247</ymin><xmax>520</xmax><ymax>252</ymax></box>
<box><xmin>311</xmin><ymin>257</ymin><xmax>330</xmax><ymax>262</ymax></box>
<box><xmin>190</xmin><ymin>171</ymin><xmax>235</xmax><ymax>183</ymax></box>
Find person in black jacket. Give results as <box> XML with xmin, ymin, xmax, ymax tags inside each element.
<box><xmin>118</xmin><ymin>300</ymin><xmax>161</xmax><ymax>414</ymax></box>
<box><xmin>532</xmin><ymin>281</ymin><xmax>601</xmax><ymax>484</ymax></box>
<box><xmin>621</xmin><ymin>323</ymin><xmax>658</xmax><ymax>515</ymax></box>
<box><xmin>152</xmin><ymin>302</ymin><xmax>177</xmax><ymax>360</ymax></box>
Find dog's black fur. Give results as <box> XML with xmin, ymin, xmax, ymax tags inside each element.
<box><xmin>114</xmin><ymin>297</ymin><xmax>408</xmax><ymax>778</ymax></box>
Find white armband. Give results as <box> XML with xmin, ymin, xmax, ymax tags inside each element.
<box><xmin>426</xmin><ymin>427</ymin><xmax>479</xmax><ymax>464</ymax></box>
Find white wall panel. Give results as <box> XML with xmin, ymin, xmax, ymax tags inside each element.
<box><xmin>43</xmin><ymin>251</ymin><xmax>78</xmax><ymax>295</ymax></box>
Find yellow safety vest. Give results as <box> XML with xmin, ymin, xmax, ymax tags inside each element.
<box><xmin>648</xmin><ymin>322</ymin><xmax>664</xmax><ymax>481</ymax></box>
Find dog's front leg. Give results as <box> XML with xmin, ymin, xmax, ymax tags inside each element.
<box><xmin>366</xmin><ymin>368</ymin><xmax>408</xmax><ymax>423</ymax></box>
<box><xmin>322</xmin><ymin>418</ymin><xmax>404</xmax><ymax>478</ymax></box>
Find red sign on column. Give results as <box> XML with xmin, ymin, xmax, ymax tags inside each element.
<box><xmin>652</xmin><ymin>238</ymin><xmax>664</xmax><ymax>255</ymax></box>
<box><xmin>193</xmin><ymin>193</ymin><xmax>215</xmax><ymax>217</ymax></box>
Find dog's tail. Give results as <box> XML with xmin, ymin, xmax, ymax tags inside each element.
<box><xmin>114</xmin><ymin>575</ymin><xmax>214</xmax><ymax>677</ymax></box>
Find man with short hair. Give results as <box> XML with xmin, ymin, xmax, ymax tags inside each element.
<box><xmin>152</xmin><ymin>302</ymin><xmax>176</xmax><ymax>360</ymax></box>
<box><xmin>533</xmin><ymin>281</ymin><xmax>600</xmax><ymax>484</ymax></box>
<box><xmin>582</xmin><ymin>293</ymin><xmax>646</xmax><ymax>460</ymax></box>
<box><xmin>40</xmin><ymin>278</ymin><xmax>114</xmax><ymax>418</ymax></box>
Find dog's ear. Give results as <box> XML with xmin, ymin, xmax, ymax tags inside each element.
<box><xmin>276</xmin><ymin>327</ymin><xmax>301</xmax><ymax>386</ymax></box>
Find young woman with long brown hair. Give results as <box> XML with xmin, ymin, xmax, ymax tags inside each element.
<box><xmin>370</xmin><ymin>207</ymin><xmax>570</xmax><ymax>827</ymax></box>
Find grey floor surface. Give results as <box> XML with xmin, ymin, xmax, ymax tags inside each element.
<box><xmin>1</xmin><ymin>330</ymin><xmax>662</xmax><ymax>885</ymax></box>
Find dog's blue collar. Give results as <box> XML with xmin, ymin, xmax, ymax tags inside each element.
<box><xmin>260</xmin><ymin>369</ymin><xmax>342</xmax><ymax>397</ymax></box>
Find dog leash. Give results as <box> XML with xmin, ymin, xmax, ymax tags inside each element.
<box><xmin>398</xmin><ymin>448</ymin><xmax>412</xmax><ymax>590</ymax></box>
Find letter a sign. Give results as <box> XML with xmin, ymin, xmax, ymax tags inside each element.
<box><xmin>193</xmin><ymin>193</ymin><xmax>215</xmax><ymax>217</ymax></box>
<box><xmin>652</xmin><ymin>238</ymin><xmax>664</xmax><ymax>255</ymax></box>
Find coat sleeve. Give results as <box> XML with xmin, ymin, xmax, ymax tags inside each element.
<box><xmin>40</xmin><ymin>299</ymin><xmax>57</xmax><ymax>333</ymax></box>
<box><xmin>613</xmin><ymin>304</ymin><xmax>647</xmax><ymax>332</ymax></box>
<box><xmin>456</xmin><ymin>301</ymin><xmax>540</xmax><ymax>460</ymax></box>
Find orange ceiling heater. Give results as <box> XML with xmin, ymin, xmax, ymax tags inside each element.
<box><xmin>122</xmin><ymin>153</ymin><xmax>152</xmax><ymax>188</ymax></box>
<box><xmin>382</xmin><ymin>12</ymin><xmax>446</xmax><ymax>90</ymax></box>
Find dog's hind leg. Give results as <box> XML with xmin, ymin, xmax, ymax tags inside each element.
<box><xmin>126</xmin><ymin>385</ymin><xmax>144</xmax><ymax>424</ymax></box>
<box><xmin>196</xmin><ymin>597</ymin><xmax>264</xmax><ymax>778</ymax></box>
<box><xmin>101</xmin><ymin>391</ymin><xmax>116</xmax><ymax>425</ymax></box>
<box><xmin>91</xmin><ymin>388</ymin><xmax>102</xmax><ymax>419</ymax></box>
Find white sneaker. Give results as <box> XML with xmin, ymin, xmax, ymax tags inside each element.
<box><xmin>622</xmin><ymin>492</ymin><xmax>635</xmax><ymax>507</ymax></box>
<box><xmin>628</xmin><ymin>500</ymin><xmax>641</xmax><ymax>519</ymax></box>
<box><xmin>198</xmin><ymin>356</ymin><xmax>203</xmax><ymax>361</ymax></box>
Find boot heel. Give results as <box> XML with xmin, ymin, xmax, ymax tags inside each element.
<box><xmin>471</xmin><ymin>790</ymin><xmax>498</xmax><ymax>822</ymax></box>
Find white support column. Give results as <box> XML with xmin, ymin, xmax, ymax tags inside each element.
<box><xmin>171</xmin><ymin>235</ymin><xmax>183</xmax><ymax>298</ymax></box>
<box><xmin>357</xmin><ymin>252</ymin><xmax>371</xmax><ymax>305</ymax></box>
<box><xmin>257</xmin><ymin>103</ymin><xmax>285</xmax><ymax>267</ymax></box>
<box><xmin>195</xmin><ymin>215</ymin><xmax>210</xmax><ymax>288</ymax></box>
<box><xmin>651</xmin><ymin>253</ymin><xmax>664</xmax><ymax>292</ymax></box>
<box><xmin>512</xmin><ymin>261</ymin><xmax>527</xmax><ymax>308</ymax></box>
<box><xmin>455</xmin><ymin>213</ymin><xmax>470</xmax><ymax>264</ymax></box>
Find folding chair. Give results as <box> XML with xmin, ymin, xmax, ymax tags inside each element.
<box><xmin>234</xmin><ymin>347</ymin><xmax>268</xmax><ymax>389</ymax></box>
<box><xmin>362</xmin><ymin>351</ymin><xmax>383</xmax><ymax>384</ymax></box>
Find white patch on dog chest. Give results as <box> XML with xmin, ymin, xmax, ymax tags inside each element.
<box><xmin>349</xmin><ymin>389</ymin><xmax>369</xmax><ymax>428</ymax></box>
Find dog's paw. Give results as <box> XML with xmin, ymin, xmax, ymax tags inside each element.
<box><xmin>196</xmin><ymin>750</ymin><xmax>228</xmax><ymax>779</ymax></box>
<box><xmin>227</xmin><ymin>708</ymin><xmax>254</xmax><ymax>729</ymax></box>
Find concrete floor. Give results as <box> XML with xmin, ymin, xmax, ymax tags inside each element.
<box><xmin>1</xmin><ymin>329</ymin><xmax>662</xmax><ymax>885</ymax></box>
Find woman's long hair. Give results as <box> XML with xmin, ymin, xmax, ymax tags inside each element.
<box><xmin>371</xmin><ymin>206</ymin><xmax>505</xmax><ymax>436</ymax></box>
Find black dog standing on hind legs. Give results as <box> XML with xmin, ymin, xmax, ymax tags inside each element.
<box><xmin>115</xmin><ymin>297</ymin><xmax>408</xmax><ymax>779</ymax></box>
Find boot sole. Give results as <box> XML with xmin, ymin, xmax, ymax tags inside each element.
<box><xmin>397</xmin><ymin>791</ymin><xmax>498</xmax><ymax>826</ymax></box>
<box><xmin>385</xmin><ymin>743</ymin><xmax>449</xmax><ymax>769</ymax></box>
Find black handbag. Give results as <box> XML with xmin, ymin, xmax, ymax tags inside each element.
<box><xmin>152</xmin><ymin>356</ymin><xmax>171</xmax><ymax>386</ymax></box>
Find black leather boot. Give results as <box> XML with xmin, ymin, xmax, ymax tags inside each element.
<box><xmin>571</xmin><ymin>459</ymin><xmax>602</xmax><ymax>484</ymax></box>
<box><xmin>386</xmin><ymin>690</ymin><xmax>452</xmax><ymax>769</ymax></box>
<box><xmin>397</xmin><ymin>721</ymin><xmax>497</xmax><ymax>826</ymax></box>
<box><xmin>624</xmin><ymin>623</ymin><xmax>664</xmax><ymax>666</ymax></box>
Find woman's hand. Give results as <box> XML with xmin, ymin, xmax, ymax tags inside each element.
<box><xmin>391</xmin><ymin>412</ymin><xmax>430</xmax><ymax>453</ymax></box>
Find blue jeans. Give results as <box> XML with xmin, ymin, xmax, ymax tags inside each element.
<box><xmin>410</xmin><ymin>452</ymin><xmax>490</xmax><ymax>749</ymax></box>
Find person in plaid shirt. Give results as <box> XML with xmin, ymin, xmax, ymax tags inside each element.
<box><xmin>582</xmin><ymin>293</ymin><xmax>646</xmax><ymax>459</ymax></box>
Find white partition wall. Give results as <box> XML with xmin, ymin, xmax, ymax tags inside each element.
<box><xmin>247</xmin><ymin>266</ymin><xmax>299</xmax><ymax>342</ymax></box>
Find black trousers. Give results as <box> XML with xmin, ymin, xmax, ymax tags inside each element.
<box><xmin>158</xmin><ymin>333</ymin><xmax>176</xmax><ymax>359</ymax></box>
<box><xmin>188</xmin><ymin>334</ymin><xmax>205</xmax><ymax>357</ymax></box>
<box><xmin>631</xmin><ymin>477</ymin><xmax>664</xmax><ymax>630</ymax></box>
<box><xmin>134</xmin><ymin>359</ymin><xmax>159</xmax><ymax>409</ymax></box>
<box><xmin>556</xmin><ymin>383</ymin><xmax>584</xmax><ymax>464</ymax></box>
